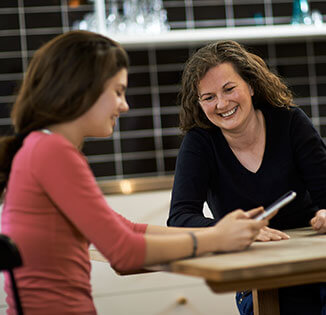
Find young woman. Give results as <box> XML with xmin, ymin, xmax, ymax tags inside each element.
<box><xmin>167</xmin><ymin>39</ymin><xmax>326</xmax><ymax>315</ymax></box>
<box><xmin>0</xmin><ymin>31</ymin><xmax>267</xmax><ymax>315</ymax></box>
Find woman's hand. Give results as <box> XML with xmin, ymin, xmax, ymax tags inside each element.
<box><xmin>213</xmin><ymin>207</ymin><xmax>267</xmax><ymax>252</ymax></box>
<box><xmin>246</xmin><ymin>205</ymin><xmax>289</xmax><ymax>242</ymax></box>
<box><xmin>311</xmin><ymin>209</ymin><xmax>326</xmax><ymax>233</ymax></box>
<box><xmin>255</xmin><ymin>226</ymin><xmax>290</xmax><ymax>242</ymax></box>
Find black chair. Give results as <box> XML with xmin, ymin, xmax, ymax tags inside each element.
<box><xmin>0</xmin><ymin>234</ymin><xmax>24</xmax><ymax>315</ymax></box>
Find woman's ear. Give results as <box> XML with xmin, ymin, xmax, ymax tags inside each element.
<box><xmin>249</xmin><ymin>85</ymin><xmax>254</xmax><ymax>96</ymax></box>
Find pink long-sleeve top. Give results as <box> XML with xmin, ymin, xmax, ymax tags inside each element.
<box><xmin>1</xmin><ymin>131</ymin><xmax>147</xmax><ymax>314</ymax></box>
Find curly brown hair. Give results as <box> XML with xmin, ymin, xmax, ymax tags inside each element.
<box><xmin>179</xmin><ymin>40</ymin><xmax>294</xmax><ymax>132</ymax></box>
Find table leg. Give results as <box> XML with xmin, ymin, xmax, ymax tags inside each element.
<box><xmin>252</xmin><ymin>288</ymin><xmax>280</xmax><ymax>315</ymax></box>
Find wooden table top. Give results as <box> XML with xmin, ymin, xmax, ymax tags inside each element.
<box><xmin>90</xmin><ymin>227</ymin><xmax>326</xmax><ymax>292</ymax></box>
<box><xmin>165</xmin><ymin>227</ymin><xmax>326</xmax><ymax>292</ymax></box>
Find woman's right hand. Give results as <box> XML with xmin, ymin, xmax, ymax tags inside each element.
<box><xmin>213</xmin><ymin>207</ymin><xmax>267</xmax><ymax>252</ymax></box>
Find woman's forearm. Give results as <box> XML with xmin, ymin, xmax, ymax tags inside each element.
<box><xmin>145</xmin><ymin>224</ymin><xmax>204</xmax><ymax>235</ymax></box>
<box><xmin>143</xmin><ymin>228</ymin><xmax>215</xmax><ymax>266</ymax></box>
<box><xmin>143</xmin><ymin>208</ymin><xmax>267</xmax><ymax>266</ymax></box>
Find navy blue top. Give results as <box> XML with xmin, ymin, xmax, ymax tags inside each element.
<box><xmin>168</xmin><ymin>105</ymin><xmax>326</xmax><ymax>230</ymax></box>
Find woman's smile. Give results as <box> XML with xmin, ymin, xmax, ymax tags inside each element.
<box><xmin>219</xmin><ymin>105</ymin><xmax>239</xmax><ymax>118</ymax></box>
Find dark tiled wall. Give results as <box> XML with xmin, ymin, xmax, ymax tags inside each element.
<box><xmin>1</xmin><ymin>0</ymin><xmax>326</xmax><ymax>180</ymax></box>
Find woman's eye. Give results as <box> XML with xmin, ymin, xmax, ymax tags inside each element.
<box><xmin>204</xmin><ymin>96</ymin><xmax>214</xmax><ymax>101</ymax></box>
<box><xmin>225</xmin><ymin>86</ymin><xmax>235</xmax><ymax>92</ymax></box>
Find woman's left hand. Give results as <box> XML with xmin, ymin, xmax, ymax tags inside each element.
<box><xmin>255</xmin><ymin>226</ymin><xmax>290</xmax><ymax>242</ymax></box>
<box><xmin>311</xmin><ymin>209</ymin><xmax>326</xmax><ymax>233</ymax></box>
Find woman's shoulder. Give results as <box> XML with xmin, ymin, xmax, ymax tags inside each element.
<box><xmin>263</xmin><ymin>105</ymin><xmax>309</xmax><ymax>123</ymax></box>
<box><xmin>25</xmin><ymin>131</ymin><xmax>78</xmax><ymax>158</ymax></box>
<box><xmin>183</xmin><ymin>126</ymin><xmax>221</xmax><ymax>147</ymax></box>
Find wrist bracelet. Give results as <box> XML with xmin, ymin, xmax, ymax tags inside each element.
<box><xmin>188</xmin><ymin>232</ymin><xmax>198</xmax><ymax>258</ymax></box>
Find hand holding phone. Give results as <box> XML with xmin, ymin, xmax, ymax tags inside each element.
<box><xmin>255</xmin><ymin>191</ymin><xmax>297</xmax><ymax>221</ymax></box>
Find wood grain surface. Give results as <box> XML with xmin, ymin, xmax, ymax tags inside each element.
<box><xmin>90</xmin><ymin>227</ymin><xmax>326</xmax><ymax>290</ymax></box>
<box><xmin>166</xmin><ymin>227</ymin><xmax>326</xmax><ymax>292</ymax></box>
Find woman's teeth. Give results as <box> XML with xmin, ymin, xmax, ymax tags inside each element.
<box><xmin>220</xmin><ymin>106</ymin><xmax>238</xmax><ymax>118</ymax></box>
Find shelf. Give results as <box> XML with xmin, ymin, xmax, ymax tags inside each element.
<box><xmin>105</xmin><ymin>24</ymin><xmax>326</xmax><ymax>49</ymax></box>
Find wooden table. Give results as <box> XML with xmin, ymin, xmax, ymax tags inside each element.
<box><xmin>90</xmin><ymin>227</ymin><xmax>326</xmax><ymax>315</ymax></box>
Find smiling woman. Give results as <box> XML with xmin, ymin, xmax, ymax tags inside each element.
<box><xmin>51</xmin><ymin>68</ymin><xmax>129</xmax><ymax>144</ymax></box>
<box><xmin>198</xmin><ymin>63</ymin><xmax>256</xmax><ymax>140</ymax></box>
<box><xmin>79</xmin><ymin>69</ymin><xmax>129</xmax><ymax>139</ymax></box>
<box><xmin>167</xmin><ymin>40</ymin><xmax>326</xmax><ymax>315</ymax></box>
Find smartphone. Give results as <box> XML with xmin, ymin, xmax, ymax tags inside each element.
<box><xmin>255</xmin><ymin>190</ymin><xmax>297</xmax><ymax>221</ymax></box>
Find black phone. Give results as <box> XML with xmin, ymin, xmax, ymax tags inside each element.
<box><xmin>255</xmin><ymin>191</ymin><xmax>297</xmax><ymax>221</ymax></box>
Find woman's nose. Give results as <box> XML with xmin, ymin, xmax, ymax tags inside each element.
<box><xmin>120</xmin><ymin>100</ymin><xmax>129</xmax><ymax>112</ymax></box>
<box><xmin>216</xmin><ymin>96</ymin><xmax>228</xmax><ymax>110</ymax></box>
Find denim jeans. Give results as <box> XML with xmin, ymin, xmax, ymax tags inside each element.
<box><xmin>236</xmin><ymin>291</ymin><xmax>253</xmax><ymax>315</ymax></box>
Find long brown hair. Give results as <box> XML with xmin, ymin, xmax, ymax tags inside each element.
<box><xmin>0</xmin><ymin>30</ymin><xmax>129</xmax><ymax>196</ymax></box>
<box><xmin>179</xmin><ymin>40</ymin><xmax>294</xmax><ymax>132</ymax></box>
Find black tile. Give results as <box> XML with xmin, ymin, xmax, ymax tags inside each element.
<box><xmin>0</xmin><ymin>35</ymin><xmax>21</xmax><ymax>52</ymax></box>
<box><xmin>318</xmin><ymin>103</ymin><xmax>326</xmax><ymax>117</ymax></box>
<box><xmin>310</xmin><ymin>1</ymin><xmax>326</xmax><ymax>13</ymax></box>
<box><xmin>277</xmin><ymin>64</ymin><xmax>309</xmax><ymax>78</ymax></box>
<box><xmin>162</xmin><ymin>135</ymin><xmax>182</xmax><ymax>150</ymax></box>
<box><xmin>290</xmin><ymin>84</ymin><xmax>311</xmax><ymax>98</ymax></box>
<box><xmin>320</xmin><ymin>124</ymin><xmax>326</xmax><ymax>138</ymax></box>
<box><xmin>127</xmin><ymin>50</ymin><xmax>149</xmax><ymax>66</ymax></box>
<box><xmin>233</xmin><ymin>4</ymin><xmax>265</xmax><ymax>20</ymax></box>
<box><xmin>89</xmin><ymin>161</ymin><xmax>116</xmax><ymax>177</ymax></box>
<box><xmin>2</xmin><ymin>0</ymin><xmax>324</xmax><ymax>181</ymax></box>
<box><xmin>82</xmin><ymin>139</ymin><xmax>114</xmax><ymax>155</ymax></box>
<box><xmin>0</xmin><ymin>0</ymin><xmax>18</xmax><ymax>8</ymax></box>
<box><xmin>0</xmin><ymin>58</ymin><xmax>22</xmax><ymax>74</ymax></box>
<box><xmin>275</xmin><ymin>43</ymin><xmax>307</xmax><ymax>58</ymax></box>
<box><xmin>161</xmin><ymin>113</ymin><xmax>179</xmax><ymax>128</ymax></box>
<box><xmin>0</xmin><ymin>102</ymin><xmax>12</xmax><ymax>119</ymax></box>
<box><xmin>127</xmin><ymin>72</ymin><xmax>150</xmax><ymax>88</ymax></box>
<box><xmin>0</xmin><ymin>80</ymin><xmax>19</xmax><ymax>97</ymax></box>
<box><xmin>193</xmin><ymin>5</ymin><xmax>226</xmax><ymax>21</ymax></box>
<box><xmin>315</xmin><ymin>62</ymin><xmax>326</xmax><ymax>76</ymax></box>
<box><xmin>23</xmin><ymin>0</ymin><xmax>61</xmax><ymax>6</ymax></box>
<box><xmin>157</xmin><ymin>70</ymin><xmax>182</xmax><ymax>85</ymax></box>
<box><xmin>247</xmin><ymin>43</ymin><xmax>269</xmax><ymax>59</ymax></box>
<box><xmin>68</xmin><ymin>10</ymin><xmax>93</xmax><ymax>28</ymax></box>
<box><xmin>164</xmin><ymin>156</ymin><xmax>177</xmax><ymax>171</ymax></box>
<box><xmin>126</xmin><ymin>94</ymin><xmax>152</xmax><ymax>109</ymax></box>
<box><xmin>123</xmin><ymin>158</ymin><xmax>157</xmax><ymax>175</ymax></box>
<box><xmin>272</xmin><ymin>3</ymin><xmax>293</xmax><ymax>17</ymax></box>
<box><xmin>26</xmin><ymin>33</ymin><xmax>59</xmax><ymax>51</ymax></box>
<box><xmin>156</xmin><ymin>48</ymin><xmax>189</xmax><ymax>65</ymax></box>
<box><xmin>121</xmin><ymin>137</ymin><xmax>155</xmax><ymax>153</ymax></box>
<box><xmin>159</xmin><ymin>92</ymin><xmax>178</xmax><ymax>107</ymax></box>
<box><xmin>119</xmin><ymin>115</ymin><xmax>153</xmax><ymax>131</ymax></box>
<box><xmin>317</xmin><ymin>83</ymin><xmax>326</xmax><ymax>96</ymax></box>
<box><xmin>314</xmin><ymin>41</ymin><xmax>326</xmax><ymax>56</ymax></box>
<box><xmin>0</xmin><ymin>14</ymin><xmax>19</xmax><ymax>30</ymax></box>
<box><xmin>166</xmin><ymin>6</ymin><xmax>186</xmax><ymax>22</ymax></box>
<box><xmin>25</xmin><ymin>12</ymin><xmax>62</xmax><ymax>28</ymax></box>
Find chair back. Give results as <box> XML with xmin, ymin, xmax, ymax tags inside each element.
<box><xmin>0</xmin><ymin>234</ymin><xmax>24</xmax><ymax>315</ymax></box>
